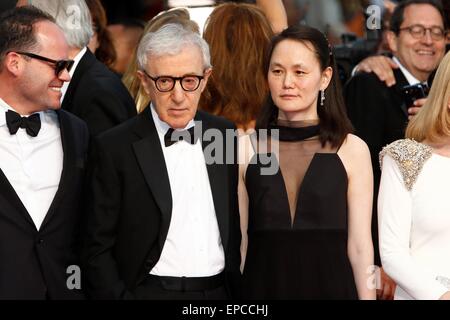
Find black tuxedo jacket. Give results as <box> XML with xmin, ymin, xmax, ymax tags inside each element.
<box><xmin>82</xmin><ymin>108</ymin><xmax>241</xmax><ymax>299</ymax></box>
<box><xmin>344</xmin><ymin>68</ymin><xmax>409</xmax><ymax>265</ymax></box>
<box><xmin>62</xmin><ymin>49</ymin><xmax>136</xmax><ymax>137</ymax></box>
<box><xmin>0</xmin><ymin>110</ymin><xmax>89</xmax><ymax>299</ymax></box>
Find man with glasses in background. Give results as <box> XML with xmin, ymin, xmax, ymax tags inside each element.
<box><xmin>0</xmin><ymin>6</ymin><xmax>88</xmax><ymax>299</ymax></box>
<box><xmin>82</xmin><ymin>24</ymin><xmax>241</xmax><ymax>300</ymax></box>
<box><xmin>344</xmin><ymin>0</ymin><xmax>447</xmax><ymax>300</ymax></box>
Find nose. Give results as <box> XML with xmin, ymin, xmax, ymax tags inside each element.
<box><xmin>422</xmin><ymin>29</ymin><xmax>434</xmax><ymax>45</ymax></box>
<box><xmin>283</xmin><ymin>72</ymin><xmax>295</xmax><ymax>88</ymax></box>
<box><xmin>59</xmin><ymin>68</ymin><xmax>71</xmax><ymax>82</ymax></box>
<box><xmin>170</xmin><ymin>80</ymin><xmax>185</xmax><ymax>104</ymax></box>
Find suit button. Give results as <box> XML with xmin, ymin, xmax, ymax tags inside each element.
<box><xmin>38</xmin><ymin>239</ymin><xmax>44</xmax><ymax>244</ymax></box>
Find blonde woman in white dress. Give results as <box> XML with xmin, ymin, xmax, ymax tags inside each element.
<box><xmin>378</xmin><ymin>51</ymin><xmax>450</xmax><ymax>300</ymax></box>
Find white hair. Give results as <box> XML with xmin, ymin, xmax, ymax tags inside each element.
<box><xmin>28</xmin><ymin>0</ymin><xmax>93</xmax><ymax>49</ymax></box>
<box><xmin>137</xmin><ymin>23</ymin><xmax>211</xmax><ymax>71</ymax></box>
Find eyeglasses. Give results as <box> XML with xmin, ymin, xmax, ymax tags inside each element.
<box><xmin>14</xmin><ymin>51</ymin><xmax>75</xmax><ymax>76</ymax></box>
<box><xmin>142</xmin><ymin>70</ymin><xmax>204</xmax><ymax>92</ymax></box>
<box><xmin>399</xmin><ymin>24</ymin><xmax>446</xmax><ymax>41</ymax></box>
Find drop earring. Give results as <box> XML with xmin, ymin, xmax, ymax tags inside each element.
<box><xmin>320</xmin><ymin>90</ymin><xmax>325</xmax><ymax>107</ymax></box>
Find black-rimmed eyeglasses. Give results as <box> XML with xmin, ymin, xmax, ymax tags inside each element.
<box><xmin>14</xmin><ymin>51</ymin><xmax>75</xmax><ymax>76</ymax></box>
<box><xmin>142</xmin><ymin>70</ymin><xmax>204</xmax><ymax>92</ymax></box>
<box><xmin>399</xmin><ymin>24</ymin><xmax>446</xmax><ymax>41</ymax></box>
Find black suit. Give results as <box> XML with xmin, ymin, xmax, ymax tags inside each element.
<box><xmin>82</xmin><ymin>108</ymin><xmax>241</xmax><ymax>299</ymax></box>
<box><xmin>0</xmin><ymin>110</ymin><xmax>89</xmax><ymax>299</ymax></box>
<box><xmin>344</xmin><ymin>69</ymin><xmax>409</xmax><ymax>265</ymax></box>
<box><xmin>62</xmin><ymin>49</ymin><xmax>136</xmax><ymax>137</ymax></box>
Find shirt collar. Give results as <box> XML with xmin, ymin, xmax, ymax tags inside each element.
<box><xmin>393</xmin><ymin>56</ymin><xmax>422</xmax><ymax>85</ymax></box>
<box><xmin>149</xmin><ymin>102</ymin><xmax>195</xmax><ymax>136</ymax></box>
<box><xmin>70</xmin><ymin>47</ymin><xmax>87</xmax><ymax>78</ymax></box>
<box><xmin>61</xmin><ymin>47</ymin><xmax>88</xmax><ymax>103</ymax></box>
<box><xmin>0</xmin><ymin>98</ymin><xmax>57</xmax><ymax>130</ymax></box>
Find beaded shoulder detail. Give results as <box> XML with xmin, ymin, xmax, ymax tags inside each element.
<box><xmin>379</xmin><ymin>139</ymin><xmax>432</xmax><ymax>191</ymax></box>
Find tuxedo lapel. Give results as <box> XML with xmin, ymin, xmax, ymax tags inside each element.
<box><xmin>132</xmin><ymin>108</ymin><xmax>172</xmax><ymax>252</ymax></box>
<box><xmin>393</xmin><ymin>69</ymin><xmax>410</xmax><ymax>118</ymax></box>
<box><xmin>0</xmin><ymin>169</ymin><xmax>35</xmax><ymax>229</ymax></box>
<box><xmin>61</xmin><ymin>50</ymin><xmax>94</xmax><ymax>111</ymax></box>
<box><xmin>39</xmin><ymin>110</ymin><xmax>78</xmax><ymax>229</ymax></box>
<box><xmin>198</xmin><ymin>112</ymin><xmax>230</xmax><ymax>250</ymax></box>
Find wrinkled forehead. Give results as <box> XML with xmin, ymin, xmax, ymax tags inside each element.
<box><xmin>147</xmin><ymin>45</ymin><xmax>205</xmax><ymax>74</ymax></box>
<box><xmin>402</xmin><ymin>4</ymin><xmax>444</xmax><ymax>27</ymax></box>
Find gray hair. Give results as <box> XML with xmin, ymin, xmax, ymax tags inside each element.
<box><xmin>28</xmin><ymin>0</ymin><xmax>93</xmax><ymax>49</ymax></box>
<box><xmin>137</xmin><ymin>23</ymin><xmax>211</xmax><ymax>71</ymax></box>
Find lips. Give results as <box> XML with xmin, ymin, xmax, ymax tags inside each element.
<box><xmin>415</xmin><ymin>49</ymin><xmax>435</xmax><ymax>56</ymax></box>
<box><xmin>280</xmin><ymin>94</ymin><xmax>298</xmax><ymax>99</ymax></box>
<box><xmin>168</xmin><ymin>108</ymin><xmax>189</xmax><ymax>115</ymax></box>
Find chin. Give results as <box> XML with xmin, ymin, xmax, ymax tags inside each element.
<box><xmin>167</xmin><ymin>118</ymin><xmax>191</xmax><ymax>129</ymax></box>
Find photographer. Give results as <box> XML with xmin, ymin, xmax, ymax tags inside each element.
<box><xmin>344</xmin><ymin>0</ymin><xmax>447</xmax><ymax>300</ymax></box>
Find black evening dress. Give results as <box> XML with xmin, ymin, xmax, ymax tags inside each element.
<box><xmin>242</xmin><ymin>120</ymin><xmax>358</xmax><ymax>299</ymax></box>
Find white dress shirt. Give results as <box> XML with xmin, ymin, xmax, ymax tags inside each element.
<box><xmin>0</xmin><ymin>99</ymin><xmax>63</xmax><ymax>230</ymax></box>
<box><xmin>378</xmin><ymin>153</ymin><xmax>450</xmax><ymax>300</ymax></box>
<box><xmin>149</xmin><ymin>105</ymin><xmax>225</xmax><ymax>277</ymax></box>
<box><xmin>392</xmin><ymin>56</ymin><xmax>422</xmax><ymax>86</ymax></box>
<box><xmin>60</xmin><ymin>47</ymin><xmax>87</xmax><ymax>103</ymax></box>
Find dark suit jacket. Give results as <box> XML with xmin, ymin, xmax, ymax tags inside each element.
<box><xmin>62</xmin><ymin>49</ymin><xmax>136</xmax><ymax>137</ymax></box>
<box><xmin>0</xmin><ymin>110</ymin><xmax>89</xmax><ymax>299</ymax></box>
<box><xmin>344</xmin><ymin>69</ymin><xmax>409</xmax><ymax>265</ymax></box>
<box><xmin>82</xmin><ymin>108</ymin><xmax>241</xmax><ymax>300</ymax></box>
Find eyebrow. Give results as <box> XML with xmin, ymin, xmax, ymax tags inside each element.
<box><xmin>157</xmin><ymin>73</ymin><xmax>202</xmax><ymax>77</ymax></box>
<box><xmin>270</xmin><ymin>62</ymin><xmax>307</xmax><ymax>69</ymax></box>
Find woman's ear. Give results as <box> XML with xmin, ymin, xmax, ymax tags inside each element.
<box><xmin>320</xmin><ymin>66</ymin><xmax>333</xmax><ymax>91</ymax></box>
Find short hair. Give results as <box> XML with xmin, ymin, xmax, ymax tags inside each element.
<box><xmin>0</xmin><ymin>6</ymin><xmax>54</xmax><ymax>69</ymax></box>
<box><xmin>256</xmin><ymin>25</ymin><xmax>353</xmax><ymax>148</ymax></box>
<box><xmin>200</xmin><ymin>3</ymin><xmax>274</xmax><ymax>130</ymax></box>
<box><xmin>390</xmin><ymin>0</ymin><xmax>447</xmax><ymax>34</ymax></box>
<box><xmin>28</xmin><ymin>0</ymin><xmax>93</xmax><ymax>49</ymax></box>
<box><xmin>123</xmin><ymin>8</ymin><xmax>200</xmax><ymax>113</ymax></box>
<box><xmin>406</xmin><ymin>51</ymin><xmax>450</xmax><ymax>142</ymax></box>
<box><xmin>136</xmin><ymin>23</ymin><xmax>211</xmax><ymax>71</ymax></box>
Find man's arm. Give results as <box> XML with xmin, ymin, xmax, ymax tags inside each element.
<box><xmin>81</xmin><ymin>137</ymin><xmax>132</xmax><ymax>299</ymax></box>
<box><xmin>354</xmin><ymin>55</ymin><xmax>399</xmax><ymax>87</ymax></box>
<box><xmin>256</xmin><ymin>0</ymin><xmax>287</xmax><ymax>33</ymax></box>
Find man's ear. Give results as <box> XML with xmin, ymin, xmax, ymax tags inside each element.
<box><xmin>3</xmin><ymin>52</ymin><xmax>22</xmax><ymax>76</ymax></box>
<box><xmin>386</xmin><ymin>31</ymin><xmax>398</xmax><ymax>54</ymax></box>
<box><xmin>200</xmin><ymin>68</ymin><xmax>212</xmax><ymax>92</ymax></box>
<box><xmin>136</xmin><ymin>70</ymin><xmax>151</xmax><ymax>95</ymax></box>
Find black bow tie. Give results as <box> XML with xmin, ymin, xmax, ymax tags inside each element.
<box><xmin>5</xmin><ymin>110</ymin><xmax>41</xmax><ymax>137</ymax></box>
<box><xmin>164</xmin><ymin>126</ymin><xmax>198</xmax><ymax>147</ymax></box>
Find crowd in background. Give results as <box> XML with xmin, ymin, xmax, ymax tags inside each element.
<box><xmin>0</xmin><ymin>0</ymin><xmax>449</xmax><ymax>301</ymax></box>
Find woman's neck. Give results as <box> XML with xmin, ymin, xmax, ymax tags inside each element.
<box><xmin>423</xmin><ymin>137</ymin><xmax>450</xmax><ymax>157</ymax></box>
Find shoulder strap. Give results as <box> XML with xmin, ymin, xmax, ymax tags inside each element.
<box><xmin>379</xmin><ymin>139</ymin><xmax>433</xmax><ymax>190</ymax></box>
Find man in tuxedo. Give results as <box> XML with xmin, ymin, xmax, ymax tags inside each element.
<box><xmin>24</xmin><ymin>0</ymin><xmax>137</xmax><ymax>137</ymax></box>
<box><xmin>82</xmin><ymin>24</ymin><xmax>241</xmax><ymax>300</ymax></box>
<box><xmin>344</xmin><ymin>0</ymin><xmax>447</xmax><ymax>300</ymax></box>
<box><xmin>0</xmin><ymin>7</ymin><xmax>88</xmax><ymax>299</ymax></box>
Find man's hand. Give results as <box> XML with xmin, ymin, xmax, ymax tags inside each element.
<box><xmin>377</xmin><ymin>267</ymin><xmax>396</xmax><ymax>300</ymax></box>
<box><xmin>408</xmin><ymin>98</ymin><xmax>427</xmax><ymax>120</ymax></box>
<box><xmin>356</xmin><ymin>56</ymin><xmax>399</xmax><ymax>87</ymax></box>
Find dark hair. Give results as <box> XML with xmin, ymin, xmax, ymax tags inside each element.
<box><xmin>86</xmin><ymin>0</ymin><xmax>116</xmax><ymax>68</ymax></box>
<box><xmin>256</xmin><ymin>25</ymin><xmax>353</xmax><ymax>148</ymax></box>
<box><xmin>390</xmin><ymin>0</ymin><xmax>447</xmax><ymax>34</ymax></box>
<box><xmin>0</xmin><ymin>6</ymin><xmax>55</xmax><ymax>68</ymax></box>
